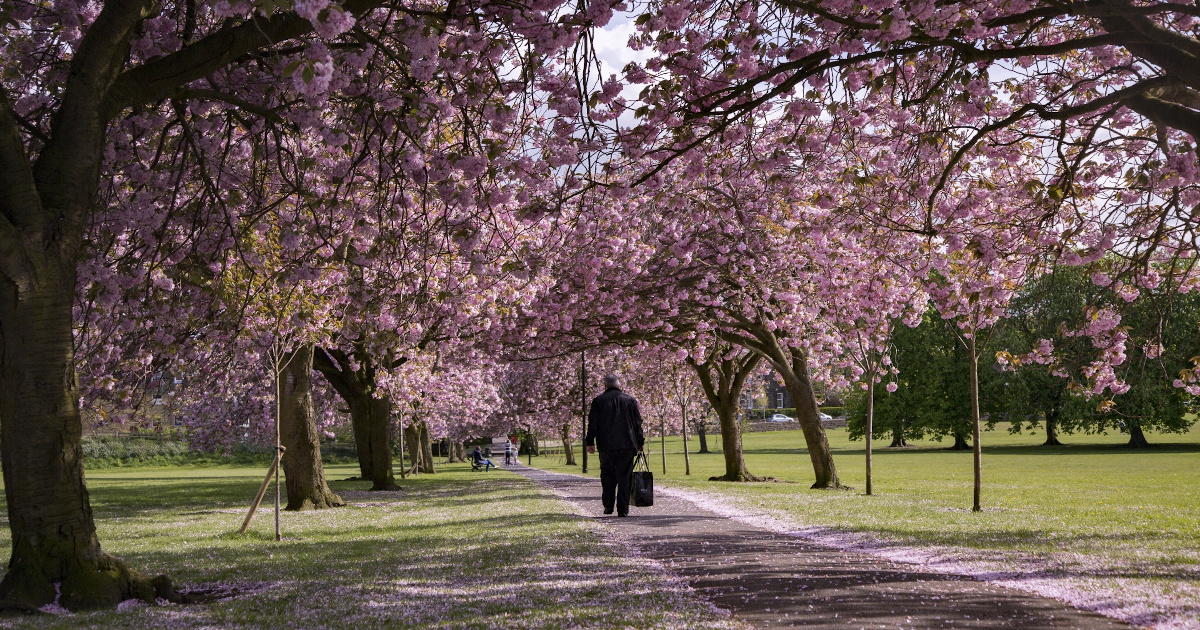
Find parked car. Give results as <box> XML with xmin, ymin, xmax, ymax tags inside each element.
<box><xmin>767</xmin><ymin>413</ymin><xmax>793</xmax><ymax>423</ymax></box>
<box><xmin>819</xmin><ymin>412</ymin><xmax>832</xmax><ymax>422</ymax></box>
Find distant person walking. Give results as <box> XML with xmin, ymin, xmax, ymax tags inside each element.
<box><xmin>504</xmin><ymin>439</ymin><xmax>514</xmax><ymax>465</ymax></box>
<box><xmin>585</xmin><ymin>374</ymin><xmax>645</xmax><ymax>517</ymax></box>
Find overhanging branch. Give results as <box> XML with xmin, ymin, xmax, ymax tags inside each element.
<box><xmin>102</xmin><ymin>0</ymin><xmax>390</xmax><ymax>119</ymax></box>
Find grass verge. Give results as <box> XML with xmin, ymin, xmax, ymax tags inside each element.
<box><xmin>0</xmin><ymin>463</ymin><xmax>745</xmax><ymax>629</ymax></box>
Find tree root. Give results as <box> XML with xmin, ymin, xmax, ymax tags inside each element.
<box><xmin>285</xmin><ymin>493</ymin><xmax>345</xmax><ymax>511</ymax></box>
<box><xmin>707</xmin><ymin>473</ymin><xmax>777</xmax><ymax>482</ymax></box>
<box><xmin>0</xmin><ymin>552</ymin><xmax>184</xmax><ymax>613</ymax></box>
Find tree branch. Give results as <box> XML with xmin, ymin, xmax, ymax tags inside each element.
<box><xmin>172</xmin><ymin>88</ymin><xmax>287</xmax><ymax>123</ymax></box>
<box><xmin>0</xmin><ymin>88</ymin><xmax>40</xmax><ymax>233</ymax></box>
<box><xmin>33</xmin><ymin>0</ymin><xmax>155</xmax><ymax>257</ymax></box>
<box><xmin>1127</xmin><ymin>92</ymin><xmax>1200</xmax><ymax>140</ymax></box>
<box><xmin>102</xmin><ymin>0</ymin><xmax>389</xmax><ymax>119</ymax></box>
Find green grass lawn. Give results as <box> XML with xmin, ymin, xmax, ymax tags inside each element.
<box><xmin>0</xmin><ymin>463</ymin><xmax>746</xmax><ymax>629</ymax></box>
<box><xmin>530</xmin><ymin>425</ymin><xmax>1200</xmax><ymax>624</ymax></box>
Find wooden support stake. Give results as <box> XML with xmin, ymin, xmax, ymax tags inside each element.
<box><xmin>240</xmin><ymin>447</ymin><xmax>284</xmax><ymax>534</ymax></box>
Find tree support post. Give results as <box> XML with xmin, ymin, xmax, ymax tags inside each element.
<box><xmin>239</xmin><ymin>446</ymin><xmax>285</xmax><ymax>535</ymax></box>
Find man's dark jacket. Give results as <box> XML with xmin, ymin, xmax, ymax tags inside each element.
<box><xmin>585</xmin><ymin>387</ymin><xmax>645</xmax><ymax>452</ymax></box>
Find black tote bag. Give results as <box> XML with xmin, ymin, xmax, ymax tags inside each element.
<box><xmin>630</xmin><ymin>452</ymin><xmax>654</xmax><ymax>507</ymax></box>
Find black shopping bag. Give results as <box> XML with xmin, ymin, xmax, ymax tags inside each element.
<box><xmin>631</xmin><ymin>452</ymin><xmax>654</xmax><ymax>507</ymax></box>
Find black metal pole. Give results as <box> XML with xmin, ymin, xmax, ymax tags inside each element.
<box><xmin>580</xmin><ymin>350</ymin><xmax>589</xmax><ymax>473</ymax></box>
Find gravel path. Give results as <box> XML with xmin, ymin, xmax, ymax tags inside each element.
<box><xmin>511</xmin><ymin>464</ymin><xmax>1132</xmax><ymax>629</ymax></box>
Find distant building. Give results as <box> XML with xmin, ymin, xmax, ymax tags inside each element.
<box><xmin>764</xmin><ymin>378</ymin><xmax>793</xmax><ymax>408</ymax></box>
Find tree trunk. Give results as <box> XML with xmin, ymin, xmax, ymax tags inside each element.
<box><xmin>1126</xmin><ymin>420</ymin><xmax>1151</xmax><ymax>448</ymax></box>
<box><xmin>1043</xmin><ymin>413</ymin><xmax>1063</xmax><ymax>446</ymax></box>
<box><xmin>696</xmin><ymin>418</ymin><xmax>710</xmax><ymax>453</ymax></box>
<box><xmin>661</xmin><ymin>417</ymin><xmax>667</xmax><ymax>474</ymax></box>
<box><xmin>889</xmin><ymin>421</ymin><xmax>908</xmax><ymax>447</ymax></box>
<box><xmin>681</xmin><ymin>403</ymin><xmax>691</xmax><ymax>476</ymax></box>
<box><xmin>404</xmin><ymin>423</ymin><xmax>421</xmax><ymax>474</ymax></box>
<box><xmin>690</xmin><ymin>350</ymin><xmax>765</xmax><ymax>482</ymax></box>
<box><xmin>279</xmin><ymin>345</ymin><xmax>343</xmax><ymax>511</ymax></box>
<box><xmin>418</xmin><ymin>422</ymin><xmax>435</xmax><ymax>474</ymax></box>
<box><xmin>969</xmin><ymin>339</ymin><xmax>982</xmax><ymax>513</ymax></box>
<box><xmin>0</xmin><ymin>261</ymin><xmax>177</xmax><ymax>610</ymax></box>
<box><xmin>446</xmin><ymin>439</ymin><xmax>465</xmax><ymax>463</ymax></box>
<box><xmin>865</xmin><ymin>380</ymin><xmax>874</xmax><ymax>496</ymax></box>
<box><xmin>348</xmin><ymin>393</ymin><xmax>399</xmax><ymax>490</ymax></box>
<box><xmin>312</xmin><ymin>349</ymin><xmax>399</xmax><ymax>489</ymax></box>
<box><xmin>562</xmin><ymin>423</ymin><xmax>576</xmax><ymax>465</ymax></box>
<box><xmin>711</xmin><ymin>398</ymin><xmax>761</xmax><ymax>481</ymax></box>
<box><xmin>777</xmin><ymin>348</ymin><xmax>843</xmax><ymax>489</ymax></box>
<box><xmin>949</xmin><ymin>431</ymin><xmax>972</xmax><ymax>450</ymax></box>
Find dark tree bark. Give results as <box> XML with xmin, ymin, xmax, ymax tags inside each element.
<box><xmin>889</xmin><ymin>423</ymin><xmax>909</xmax><ymax>448</ymax></box>
<box><xmin>716</xmin><ymin>325</ymin><xmax>842</xmax><ymax>489</ymax></box>
<box><xmin>404</xmin><ymin>423</ymin><xmax>422</xmax><ymax>474</ymax></box>
<box><xmin>696</xmin><ymin>418</ymin><xmax>710</xmax><ymax>453</ymax></box>
<box><xmin>1042</xmin><ymin>392</ymin><xmax>1064</xmax><ymax>446</ymax></box>
<box><xmin>562</xmin><ymin>423</ymin><xmax>577</xmax><ymax>465</ymax></box>
<box><xmin>949</xmin><ymin>432</ymin><xmax>972</xmax><ymax>450</ymax></box>
<box><xmin>1126</xmin><ymin>420</ymin><xmax>1151</xmax><ymax>448</ymax></box>
<box><xmin>418</xmin><ymin>421</ymin><xmax>435</xmax><ymax>474</ymax></box>
<box><xmin>690</xmin><ymin>346</ymin><xmax>767</xmax><ymax>482</ymax></box>
<box><xmin>0</xmin><ymin>258</ymin><xmax>179</xmax><ymax>610</ymax></box>
<box><xmin>314</xmin><ymin>347</ymin><xmax>400</xmax><ymax>490</ymax></box>
<box><xmin>279</xmin><ymin>345</ymin><xmax>343</xmax><ymax>511</ymax></box>
<box><xmin>0</xmin><ymin>0</ymin><xmax>406</xmax><ymax>610</ymax></box>
<box><xmin>0</xmin><ymin>0</ymin><xmax>184</xmax><ymax>609</ymax></box>
<box><xmin>1043</xmin><ymin>416</ymin><xmax>1063</xmax><ymax>446</ymax></box>
<box><xmin>775</xmin><ymin>347</ymin><xmax>843</xmax><ymax>489</ymax></box>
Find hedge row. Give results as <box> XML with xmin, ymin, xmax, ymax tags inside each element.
<box><xmin>82</xmin><ymin>436</ymin><xmax>361</xmax><ymax>469</ymax></box>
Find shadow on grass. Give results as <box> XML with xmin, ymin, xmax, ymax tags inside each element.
<box><xmin>0</xmin><ymin>470</ymin><xmax>539</xmax><ymax>522</ymax></box>
<box><xmin>110</xmin><ymin>510</ymin><xmax>596</xmax><ymax>587</ymax></box>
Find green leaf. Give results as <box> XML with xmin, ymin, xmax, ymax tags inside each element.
<box><xmin>283</xmin><ymin>60</ymin><xmax>304</xmax><ymax>78</ymax></box>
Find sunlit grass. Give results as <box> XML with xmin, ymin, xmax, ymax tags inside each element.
<box><xmin>0</xmin><ymin>463</ymin><xmax>745</xmax><ymax>629</ymax></box>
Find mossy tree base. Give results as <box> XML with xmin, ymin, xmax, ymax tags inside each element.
<box><xmin>0</xmin><ymin>550</ymin><xmax>181</xmax><ymax>612</ymax></box>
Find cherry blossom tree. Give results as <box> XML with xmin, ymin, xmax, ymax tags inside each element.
<box><xmin>0</xmin><ymin>0</ymin><xmax>620</xmax><ymax>609</ymax></box>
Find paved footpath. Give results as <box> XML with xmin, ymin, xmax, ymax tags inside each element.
<box><xmin>511</xmin><ymin>464</ymin><xmax>1130</xmax><ymax>630</ymax></box>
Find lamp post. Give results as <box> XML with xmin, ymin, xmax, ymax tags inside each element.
<box><xmin>580</xmin><ymin>350</ymin><xmax>588</xmax><ymax>473</ymax></box>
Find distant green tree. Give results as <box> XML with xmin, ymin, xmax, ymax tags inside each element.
<box><xmin>848</xmin><ymin>312</ymin><xmax>1015</xmax><ymax>449</ymax></box>
<box><xmin>991</xmin><ymin>267</ymin><xmax>1100</xmax><ymax>445</ymax></box>
<box><xmin>850</xmin><ymin>269</ymin><xmax>1200</xmax><ymax>450</ymax></box>
<box><xmin>994</xmin><ymin>265</ymin><xmax>1200</xmax><ymax>447</ymax></box>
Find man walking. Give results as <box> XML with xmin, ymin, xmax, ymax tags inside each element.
<box><xmin>585</xmin><ymin>374</ymin><xmax>645</xmax><ymax>517</ymax></box>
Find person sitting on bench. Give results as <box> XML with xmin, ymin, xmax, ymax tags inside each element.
<box><xmin>472</xmin><ymin>446</ymin><xmax>496</xmax><ymax>472</ymax></box>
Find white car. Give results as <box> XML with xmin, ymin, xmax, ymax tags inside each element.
<box><xmin>767</xmin><ymin>413</ymin><xmax>793</xmax><ymax>423</ymax></box>
<box><xmin>819</xmin><ymin>412</ymin><xmax>833</xmax><ymax>422</ymax></box>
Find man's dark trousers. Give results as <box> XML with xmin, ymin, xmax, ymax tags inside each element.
<box><xmin>599</xmin><ymin>449</ymin><xmax>637</xmax><ymax>516</ymax></box>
